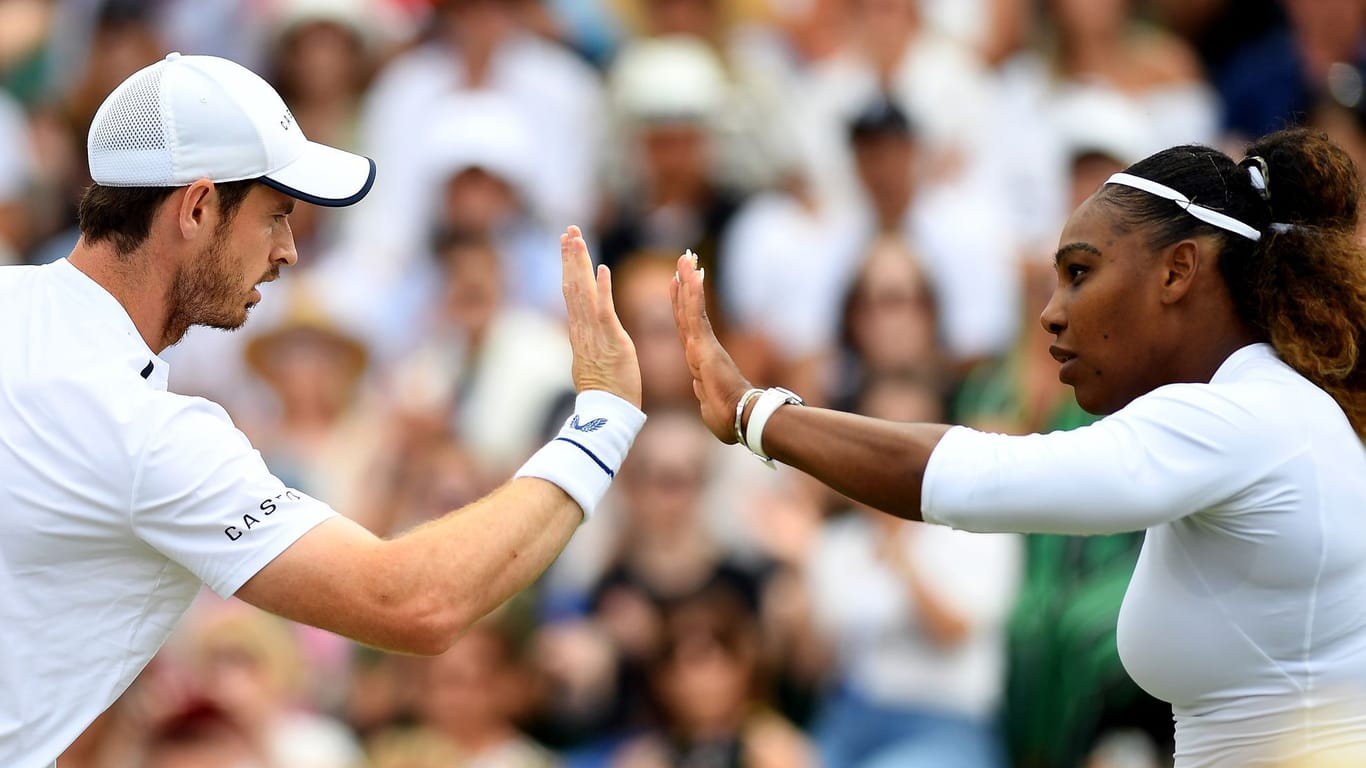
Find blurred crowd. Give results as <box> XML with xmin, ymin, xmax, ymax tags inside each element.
<box><xmin>8</xmin><ymin>0</ymin><xmax>1366</xmax><ymax>766</ymax></box>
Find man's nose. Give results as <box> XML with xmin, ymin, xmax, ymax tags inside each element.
<box><xmin>273</xmin><ymin>226</ymin><xmax>298</xmax><ymax>267</ymax></box>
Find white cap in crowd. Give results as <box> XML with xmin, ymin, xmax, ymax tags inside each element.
<box><xmin>87</xmin><ymin>51</ymin><xmax>375</xmax><ymax>207</ymax></box>
<box><xmin>1051</xmin><ymin>85</ymin><xmax>1158</xmax><ymax>168</ymax></box>
<box><xmin>422</xmin><ymin>90</ymin><xmax>537</xmax><ymax>196</ymax></box>
<box><xmin>609</xmin><ymin>36</ymin><xmax>729</xmax><ymax>124</ymax></box>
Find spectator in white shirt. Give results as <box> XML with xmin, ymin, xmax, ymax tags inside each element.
<box><xmin>806</xmin><ymin>372</ymin><xmax>1021</xmax><ymax>768</ymax></box>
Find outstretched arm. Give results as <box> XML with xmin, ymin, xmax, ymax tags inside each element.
<box><xmin>669</xmin><ymin>252</ymin><xmax>949</xmax><ymax>521</ymax></box>
<box><xmin>236</xmin><ymin>227</ymin><xmax>644</xmax><ymax>654</ymax></box>
<box><xmin>671</xmin><ymin>253</ymin><xmax>1285</xmax><ymax>537</ymax></box>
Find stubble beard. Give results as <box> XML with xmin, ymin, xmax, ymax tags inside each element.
<box><xmin>161</xmin><ymin>227</ymin><xmax>268</xmax><ymax>348</ymax></box>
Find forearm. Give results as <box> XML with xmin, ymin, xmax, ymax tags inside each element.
<box><xmin>753</xmin><ymin>404</ymin><xmax>952</xmax><ymax>521</ymax></box>
<box><xmin>377</xmin><ymin>477</ymin><xmax>582</xmax><ymax>651</ymax></box>
<box><xmin>238</xmin><ymin>479</ymin><xmax>586</xmax><ymax>656</ymax></box>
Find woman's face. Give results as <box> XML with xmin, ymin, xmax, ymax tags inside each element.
<box><xmin>656</xmin><ymin>630</ymin><xmax>752</xmax><ymax>731</ymax></box>
<box><xmin>279</xmin><ymin>21</ymin><xmax>363</xmax><ymax>102</ymax></box>
<box><xmin>847</xmin><ymin>241</ymin><xmax>937</xmax><ymax>371</ymax></box>
<box><xmin>1040</xmin><ymin>197</ymin><xmax>1173</xmax><ymax>414</ymax></box>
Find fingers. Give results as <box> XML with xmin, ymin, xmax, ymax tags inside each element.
<box><xmin>561</xmin><ymin>225</ymin><xmax>596</xmax><ymax>322</ymax></box>
<box><xmin>670</xmin><ymin>265</ymin><xmax>690</xmax><ymax>356</ymax></box>
<box><xmin>562</xmin><ymin>225</ymin><xmax>591</xmax><ymax>291</ymax></box>
<box><xmin>675</xmin><ymin>252</ymin><xmax>712</xmax><ymax>345</ymax></box>
<box><xmin>596</xmin><ymin>264</ymin><xmax>617</xmax><ymax>325</ymax></box>
<box><xmin>670</xmin><ymin>253</ymin><xmax>707</xmax><ymax>378</ymax></box>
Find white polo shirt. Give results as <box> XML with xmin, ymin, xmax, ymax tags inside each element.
<box><xmin>0</xmin><ymin>259</ymin><xmax>336</xmax><ymax>767</ymax></box>
<box><xmin>923</xmin><ymin>343</ymin><xmax>1366</xmax><ymax>766</ymax></box>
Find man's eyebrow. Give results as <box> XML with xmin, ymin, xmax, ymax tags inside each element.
<box><xmin>1054</xmin><ymin>242</ymin><xmax>1102</xmax><ymax>266</ymax></box>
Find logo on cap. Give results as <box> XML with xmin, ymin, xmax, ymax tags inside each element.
<box><xmin>281</xmin><ymin>110</ymin><xmax>294</xmax><ymax>131</ymax></box>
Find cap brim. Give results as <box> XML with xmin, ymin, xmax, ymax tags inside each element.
<box><xmin>260</xmin><ymin>140</ymin><xmax>376</xmax><ymax>207</ymax></box>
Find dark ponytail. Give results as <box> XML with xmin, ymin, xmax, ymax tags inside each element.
<box><xmin>1099</xmin><ymin>128</ymin><xmax>1366</xmax><ymax>437</ymax></box>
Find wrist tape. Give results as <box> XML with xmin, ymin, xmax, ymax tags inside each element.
<box><xmin>515</xmin><ymin>390</ymin><xmax>647</xmax><ymax>520</ymax></box>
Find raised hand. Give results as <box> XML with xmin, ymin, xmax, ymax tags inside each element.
<box><xmin>561</xmin><ymin>226</ymin><xmax>642</xmax><ymax>408</ymax></box>
<box><xmin>669</xmin><ymin>250</ymin><xmax>751</xmax><ymax>443</ymax></box>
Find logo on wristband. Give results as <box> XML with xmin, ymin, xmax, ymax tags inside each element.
<box><xmin>570</xmin><ymin>415</ymin><xmax>607</xmax><ymax>432</ymax></box>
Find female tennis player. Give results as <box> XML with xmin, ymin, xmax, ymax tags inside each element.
<box><xmin>671</xmin><ymin>127</ymin><xmax>1366</xmax><ymax>767</ymax></box>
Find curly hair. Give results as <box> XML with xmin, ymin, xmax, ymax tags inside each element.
<box><xmin>1098</xmin><ymin>128</ymin><xmax>1366</xmax><ymax>437</ymax></box>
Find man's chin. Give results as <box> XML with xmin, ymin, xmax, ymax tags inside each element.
<box><xmin>202</xmin><ymin>309</ymin><xmax>251</xmax><ymax>333</ymax></box>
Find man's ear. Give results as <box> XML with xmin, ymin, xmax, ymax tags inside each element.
<box><xmin>176</xmin><ymin>179</ymin><xmax>217</xmax><ymax>242</ymax></box>
<box><xmin>1159</xmin><ymin>238</ymin><xmax>1203</xmax><ymax>305</ymax></box>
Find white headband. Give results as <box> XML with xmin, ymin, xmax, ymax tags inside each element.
<box><xmin>1106</xmin><ymin>172</ymin><xmax>1262</xmax><ymax>242</ymax></box>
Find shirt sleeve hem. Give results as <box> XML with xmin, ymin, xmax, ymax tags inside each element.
<box><xmin>211</xmin><ymin>511</ymin><xmax>337</xmax><ymax>599</ymax></box>
<box><xmin>921</xmin><ymin>425</ymin><xmax>979</xmax><ymax>527</ymax></box>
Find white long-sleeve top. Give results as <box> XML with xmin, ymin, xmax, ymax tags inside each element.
<box><xmin>805</xmin><ymin>515</ymin><xmax>1021</xmax><ymax>718</ymax></box>
<box><xmin>923</xmin><ymin>343</ymin><xmax>1366</xmax><ymax>766</ymax></box>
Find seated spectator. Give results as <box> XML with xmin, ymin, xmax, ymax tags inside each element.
<box><xmin>607</xmin><ymin>0</ymin><xmax>799</xmax><ymax>192</ymax></box>
<box><xmin>805</xmin><ymin>372</ymin><xmax>1022</xmax><ymax>768</ymax></box>
<box><xmin>718</xmin><ymin>147</ymin><xmax>846</xmax><ymax>406</ymax></box>
<box><xmin>356</xmin><ymin>0</ymin><xmax>604</xmax><ymax>243</ymax></box>
<box><xmin>421</xmin><ymin>91</ymin><xmax>566</xmax><ymax>319</ymax></box>
<box><xmin>611</xmin><ymin>583</ymin><xmax>815</xmax><ymax>768</ymax></box>
<box><xmin>385</xmin><ymin>230</ymin><xmax>573</xmax><ymax>476</ymax></box>
<box><xmin>527</xmin><ymin>408</ymin><xmax>768</xmax><ymax>760</ymax></box>
<box><xmin>240</xmin><ymin>281</ymin><xmax>376</xmax><ymax>507</ymax></box>
<box><xmin>597</xmin><ymin>36</ymin><xmax>748</xmax><ymax>328</ymax></box>
<box><xmin>413</xmin><ymin>613</ymin><xmax>558</xmax><ymax>768</ymax></box>
<box><xmin>826</xmin><ymin>95</ymin><xmax>1019</xmax><ymax>374</ymax></box>
<box><xmin>141</xmin><ymin>700</ymin><xmax>271</xmax><ymax>768</ymax></box>
<box><xmin>789</xmin><ymin>0</ymin><xmax>1007</xmax><ymax>214</ymax></box>
<box><xmin>1040</xmin><ymin>0</ymin><xmax>1219</xmax><ymax>149</ymax></box>
<box><xmin>829</xmin><ymin>235</ymin><xmax>946</xmax><ymax>411</ymax></box>
<box><xmin>187</xmin><ymin>605</ymin><xmax>363</xmax><ymax>768</ymax></box>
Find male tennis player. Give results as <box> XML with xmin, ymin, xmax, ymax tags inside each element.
<box><xmin>0</xmin><ymin>53</ymin><xmax>644</xmax><ymax>767</ymax></box>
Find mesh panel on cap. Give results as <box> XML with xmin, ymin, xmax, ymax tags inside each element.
<box><xmin>89</xmin><ymin>64</ymin><xmax>174</xmax><ymax>185</ymax></box>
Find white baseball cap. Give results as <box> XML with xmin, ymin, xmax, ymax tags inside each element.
<box><xmin>1051</xmin><ymin>85</ymin><xmax>1157</xmax><ymax>168</ymax></box>
<box><xmin>609</xmin><ymin>37</ymin><xmax>728</xmax><ymax>124</ymax></box>
<box><xmin>87</xmin><ymin>52</ymin><xmax>375</xmax><ymax>207</ymax></box>
<box><xmin>423</xmin><ymin>91</ymin><xmax>535</xmax><ymax>194</ymax></box>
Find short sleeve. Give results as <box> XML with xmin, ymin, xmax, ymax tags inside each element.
<box><xmin>922</xmin><ymin>382</ymin><xmax>1292</xmax><ymax>535</ymax></box>
<box><xmin>131</xmin><ymin>398</ymin><xmax>337</xmax><ymax>598</ymax></box>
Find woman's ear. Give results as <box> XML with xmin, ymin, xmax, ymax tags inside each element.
<box><xmin>1158</xmin><ymin>238</ymin><xmax>1205</xmax><ymax>305</ymax></box>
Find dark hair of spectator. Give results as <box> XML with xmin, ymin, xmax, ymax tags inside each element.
<box><xmin>848</xmin><ymin>94</ymin><xmax>915</xmax><ymax>144</ymax></box>
<box><xmin>78</xmin><ymin>179</ymin><xmax>258</xmax><ymax>256</ymax></box>
<box><xmin>1098</xmin><ymin>128</ymin><xmax>1366</xmax><ymax>436</ymax></box>
<box><xmin>430</xmin><ymin>226</ymin><xmax>498</xmax><ymax>263</ymax></box>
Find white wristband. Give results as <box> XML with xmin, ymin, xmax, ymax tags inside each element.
<box><xmin>743</xmin><ymin>387</ymin><xmax>803</xmax><ymax>468</ymax></box>
<box><xmin>515</xmin><ymin>390</ymin><xmax>647</xmax><ymax>520</ymax></box>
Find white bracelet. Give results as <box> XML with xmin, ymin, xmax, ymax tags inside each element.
<box><xmin>515</xmin><ymin>390</ymin><xmax>647</xmax><ymax>520</ymax></box>
<box><xmin>743</xmin><ymin>387</ymin><xmax>803</xmax><ymax>468</ymax></box>
<box><xmin>734</xmin><ymin>387</ymin><xmax>763</xmax><ymax>444</ymax></box>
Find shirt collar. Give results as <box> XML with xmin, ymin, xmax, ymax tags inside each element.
<box><xmin>1210</xmin><ymin>342</ymin><xmax>1278</xmax><ymax>385</ymax></box>
<box><xmin>49</xmin><ymin>258</ymin><xmax>171</xmax><ymax>391</ymax></box>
